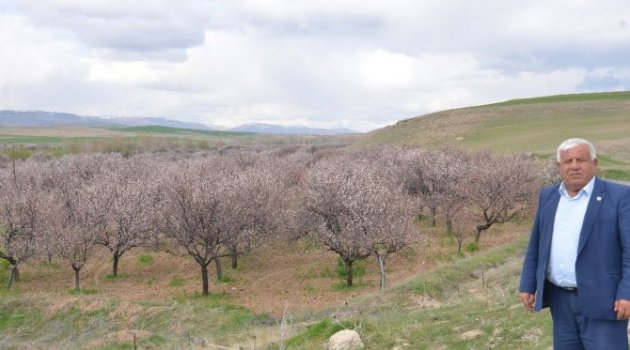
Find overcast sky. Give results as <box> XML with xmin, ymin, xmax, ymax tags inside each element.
<box><xmin>1</xmin><ymin>0</ymin><xmax>629</xmax><ymax>132</ymax></box>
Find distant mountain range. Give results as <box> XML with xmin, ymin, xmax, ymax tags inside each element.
<box><xmin>0</xmin><ymin>110</ymin><xmax>357</xmax><ymax>135</ymax></box>
<box><xmin>0</xmin><ymin>110</ymin><xmax>210</xmax><ymax>130</ymax></box>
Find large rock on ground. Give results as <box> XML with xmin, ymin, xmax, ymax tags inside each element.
<box><xmin>328</xmin><ymin>329</ymin><xmax>364</xmax><ymax>350</ymax></box>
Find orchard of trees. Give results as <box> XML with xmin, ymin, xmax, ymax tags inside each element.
<box><xmin>0</xmin><ymin>144</ymin><xmax>545</xmax><ymax>295</ymax></box>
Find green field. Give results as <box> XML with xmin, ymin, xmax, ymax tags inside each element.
<box><xmin>112</xmin><ymin>125</ymin><xmax>254</xmax><ymax>137</ymax></box>
<box><xmin>0</xmin><ymin>135</ymin><xmax>64</xmax><ymax>144</ymax></box>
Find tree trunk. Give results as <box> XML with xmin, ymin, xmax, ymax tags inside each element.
<box><xmin>72</xmin><ymin>265</ymin><xmax>82</xmax><ymax>291</ymax></box>
<box><xmin>345</xmin><ymin>260</ymin><xmax>353</xmax><ymax>287</ymax></box>
<box><xmin>475</xmin><ymin>212</ymin><xmax>496</xmax><ymax>243</ymax></box>
<box><xmin>430</xmin><ymin>206</ymin><xmax>437</xmax><ymax>227</ymax></box>
<box><xmin>112</xmin><ymin>253</ymin><xmax>120</xmax><ymax>277</ymax></box>
<box><xmin>12</xmin><ymin>263</ymin><xmax>19</xmax><ymax>282</ymax></box>
<box><xmin>475</xmin><ymin>223</ymin><xmax>492</xmax><ymax>243</ymax></box>
<box><xmin>474</xmin><ymin>227</ymin><xmax>482</xmax><ymax>243</ymax></box>
<box><xmin>7</xmin><ymin>264</ymin><xmax>17</xmax><ymax>289</ymax></box>
<box><xmin>231</xmin><ymin>253</ymin><xmax>238</xmax><ymax>269</ymax></box>
<box><xmin>456</xmin><ymin>234</ymin><xmax>464</xmax><ymax>253</ymax></box>
<box><xmin>200</xmin><ymin>263</ymin><xmax>209</xmax><ymax>296</ymax></box>
<box><xmin>377</xmin><ymin>255</ymin><xmax>386</xmax><ymax>292</ymax></box>
<box><xmin>214</xmin><ymin>258</ymin><xmax>223</xmax><ymax>280</ymax></box>
<box><xmin>446</xmin><ymin>217</ymin><xmax>453</xmax><ymax>232</ymax></box>
<box><xmin>3</xmin><ymin>256</ymin><xmax>19</xmax><ymax>285</ymax></box>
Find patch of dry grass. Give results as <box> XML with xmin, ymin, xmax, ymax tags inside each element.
<box><xmin>15</xmin><ymin>220</ymin><xmax>526</xmax><ymax>317</ymax></box>
<box><xmin>0</xmin><ymin>219</ymin><xmax>534</xmax><ymax>349</ymax></box>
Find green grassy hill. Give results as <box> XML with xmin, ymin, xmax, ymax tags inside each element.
<box><xmin>360</xmin><ymin>91</ymin><xmax>630</xmax><ymax>152</ymax></box>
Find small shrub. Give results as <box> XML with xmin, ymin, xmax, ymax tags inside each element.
<box><xmin>0</xmin><ymin>260</ymin><xmax>8</xmax><ymax>283</ymax></box>
<box><xmin>336</xmin><ymin>258</ymin><xmax>365</xmax><ymax>278</ymax></box>
<box><xmin>147</xmin><ymin>334</ymin><xmax>166</xmax><ymax>344</ymax></box>
<box><xmin>465</xmin><ymin>243</ymin><xmax>480</xmax><ymax>252</ymax></box>
<box><xmin>218</xmin><ymin>275</ymin><xmax>234</xmax><ymax>283</ymax></box>
<box><xmin>169</xmin><ymin>277</ymin><xmax>185</xmax><ymax>287</ymax></box>
<box><xmin>137</xmin><ymin>254</ymin><xmax>154</xmax><ymax>267</ymax></box>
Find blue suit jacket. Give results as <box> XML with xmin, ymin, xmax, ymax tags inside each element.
<box><xmin>520</xmin><ymin>177</ymin><xmax>630</xmax><ymax>319</ymax></box>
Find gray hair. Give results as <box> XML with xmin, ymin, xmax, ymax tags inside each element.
<box><xmin>556</xmin><ymin>138</ymin><xmax>596</xmax><ymax>162</ymax></box>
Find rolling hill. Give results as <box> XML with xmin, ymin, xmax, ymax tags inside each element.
<box><xmin>360</xmin><ymin>91</ymin><xmax>630</xmax><ymax>154</ymax></box>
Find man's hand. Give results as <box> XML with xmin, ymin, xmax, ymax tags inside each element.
<box><xmin>520</xmin><ymin>292</ymin><xmax>535</xmax><ymax>312</ymax></box>
<box><xmin>614</xmin><ymin>299</ymin><xmax>630</xmax><ymax>320</ymax></box>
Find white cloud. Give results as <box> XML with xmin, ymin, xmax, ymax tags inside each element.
<box><xmin>0</xmin><ymin>14</ymin><xmax>93</xmax><ymax>108</ymax></box>
<box><xmin>0</xmin><ymin>15</ymin><xmax>80</xmax><ymax>83</ymax></box>
<box><xmin>14</xmin><ymin>0</ymin><xmax>214</xmax><ymax>60</ymax></box>
<box><xmin>1</xmin><ymin>0</ymin><xmax>630</xmax><ymax>132</ymax></box>
<box><xmin>506</xmin><ymin>0</ymin><xmax>630</xmax><ymax>45</ymax></box>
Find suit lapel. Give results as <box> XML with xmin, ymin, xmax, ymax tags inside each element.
<box><xmin>541</xmin><ymin>186</ymin><xmax>561</xmax><ymax>254</ymax></box>
<box><xmin>577</xmin><ymin>178</ymin><xmax>605</xmax><ymax>255</ymax></box>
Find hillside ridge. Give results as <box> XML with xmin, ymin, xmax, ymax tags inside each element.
<box><xmin>360</xmin><ymin>91</ymin><xmax>630</xmax><ymax>154</ymax></box>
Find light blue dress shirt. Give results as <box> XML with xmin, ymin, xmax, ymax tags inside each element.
<box><xmin>546</xmin><ymin>177</ymin><xmax>595</xmax><ymax>288</ymax></box>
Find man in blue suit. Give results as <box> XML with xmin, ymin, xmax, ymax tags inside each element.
<box><xmin>520</xmin><ymin>138</ymin><xmax>630</xmax><ymax>349</ymax></box>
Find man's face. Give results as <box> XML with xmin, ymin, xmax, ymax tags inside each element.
<box><xmin>557</xmin><ymin>144</ymin><xmax>598</xmax><ymax>195</ymax></box>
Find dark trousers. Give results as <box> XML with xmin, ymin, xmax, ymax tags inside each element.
<box><xmin>548</xmin><ymin>282</ymin><xmax>629</xmax><ymax>350</ymax></box>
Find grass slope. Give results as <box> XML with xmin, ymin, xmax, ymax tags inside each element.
<box><xmin>360</xmin><ymin>91</ymin><xmax>630</xmax><ymax>153</ymax></box>
<box><xmin>486</xmin><ymin>91</ymin><xmax>630</xmax><ymax>106</ymax></box>
<box><xmin>344</xmin><ymin>235</ymin><xmax>552</xmax><ymax>350</ymax></box>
